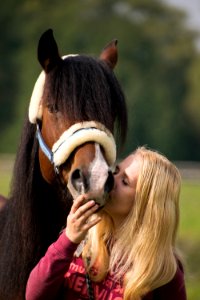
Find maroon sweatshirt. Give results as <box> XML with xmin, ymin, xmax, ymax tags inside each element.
<box><xmin>26</xmin><ymin>232</ymin><xmax>187</xmax><ymax>300</ymax></box>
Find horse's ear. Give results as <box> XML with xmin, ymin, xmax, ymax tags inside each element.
<box><xmin>38</xmin><ymin>29</ymin><xmax>62</xmax><ymax>72</ymax></box>
<box><xmin>100</xmin><ymin>39</ymin><xmax>118</xmax><ymax>69</ymax></box>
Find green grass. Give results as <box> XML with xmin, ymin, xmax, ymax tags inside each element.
<box><xmin>0</xmin><ymin>174</ymin><xmax>11</xmax><ymax>196</ymax></box>
<box><xmin>0</xmin><ymin>155</ymin><xmax>14</xmax><ymax>196</ymax></box>
<box><xmin>178</xmin><ymin>181</ymin><xmax>200</xmax><ymax>300</ymax></box>
<box><xmin>180</xmin><ymin>182</ymin><xmax>200</xmax><ymax>240</ymax></box>
<box><xmin>0</xmin><ymin>157</ymin><xmax>200</xmax><ymax>300</ymax></box>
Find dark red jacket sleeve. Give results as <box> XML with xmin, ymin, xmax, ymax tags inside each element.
<box><xmin>25</xmin><ymin>232</ymin><xmax>78</xmax><ymax>300</ymax></box>
<box><xmin>153</xmin><ymin>260</ymin><xmax>187</xmax><ymax>300</ymax></box>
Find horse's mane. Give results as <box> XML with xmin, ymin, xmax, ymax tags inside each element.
<box><xmin>0</xmin><ymin>118</ymin><xmax>72</xmax><ymax>299</ymax></box>
<box><xmin>0</xmin><ymin>55</ymin><xmax>127</xmax><ymax>300</ymax></box>
<box><xmin>45</xmin><ymin>55</ymin><xmax>127</xmax><ymax>144</ymax></box>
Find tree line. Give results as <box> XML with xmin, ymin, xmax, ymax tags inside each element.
<box><xmin>0</xmin><ymin>0</ymin><xmax>200</xmax><ymax>160</ymax></box>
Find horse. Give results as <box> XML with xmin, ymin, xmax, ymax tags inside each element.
<box><xmin>0</xmin><ymin>29</ymin><xmax>127</xmax><ymax>300</ymax></box>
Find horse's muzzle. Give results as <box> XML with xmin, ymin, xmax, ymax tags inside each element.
<box><xmin>68</xmin><ymin>168</ymin><xmax>114</xmax><ymax>206</ymax></box>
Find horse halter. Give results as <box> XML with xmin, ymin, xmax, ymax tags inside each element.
<box><xmin>36</xmin><ymin>120</ymin><xmax>116</xmax><ymax>174</ymax></box>
<box><xmin>29</xmin><ymin>54</ymin><xmax>116</xmax><ymax>175</ymax></box>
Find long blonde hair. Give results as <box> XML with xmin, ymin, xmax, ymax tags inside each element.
<box><xmin>82</xmin><ymin>147</ymin><xmax>181</xmax><ymax>299</ymax></box>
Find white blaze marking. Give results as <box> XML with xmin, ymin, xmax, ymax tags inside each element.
<box><xmin>89</xmin><ymin>143</ymin><xmax>109</xmax><ymax>192</ymax></box>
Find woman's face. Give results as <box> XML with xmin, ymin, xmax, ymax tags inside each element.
<box><xmin>105</xmin><ymin>154</ymin><xmax>141</xmax><ymax>226</ymax></box>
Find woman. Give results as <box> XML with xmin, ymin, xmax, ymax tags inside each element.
<box><xmin>26</xmin><ymin>147</ymin><xmax>187</xmax><ymax>300</ymax></box>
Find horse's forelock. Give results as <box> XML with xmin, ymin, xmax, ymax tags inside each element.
<box><xmin>44</xmin><ymin>55</ymin><xmax>127</xmax><ymax>144</ymax></box>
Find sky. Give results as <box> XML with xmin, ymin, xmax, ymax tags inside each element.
<box><xmin>164</xmin><ymin>0</ymin><xmax>200</xmax><ymax>28</ymax></box>
<box><xmin>163</xmin><ymin>0</ymin><xmax>200</xmax><ymax>48</ymax></box>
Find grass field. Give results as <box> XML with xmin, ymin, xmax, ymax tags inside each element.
<box><xmin>0</xmin><ymin>156</ymin><xmax>200</xmax><ymax>299</ymax></box>
<box><xmin>179</xmin><ymin>182</ymin><xmax>200</xmax><ymax>299</ymax></box>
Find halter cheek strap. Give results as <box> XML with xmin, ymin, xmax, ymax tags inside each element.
<box><xmin>36</xmin><ymin>121</ymin><xmax>116</xmax><ymax>174</ymax></box>
<box><xmin>36</xmin><ymin>124</ymin><xmax>53</xmax><ymax>163</ymax></box>
<box><xmin>36</xmin><ymin>124</ymin><xmax>60</xmax><ymax>174</ymax></box>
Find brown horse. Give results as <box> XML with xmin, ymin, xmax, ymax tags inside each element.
<box><xmin>0</xmin><ymin>29</ymin><xmax>127</xmax><ymax>300</ymax></box>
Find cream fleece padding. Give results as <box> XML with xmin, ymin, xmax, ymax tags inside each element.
<box><xmin>29</xmin><ymin>71</ymin><xmax>45</xmax><ymax>123</ymax></box>
<box><xmin>28</xmin><ymin>54</ymin><xmax>78</xmax><ymax>124</ymax></box>
<box><xmin>52</xmin><ymin>121</ymin><xmax>116</xmax><ymax>167</ymax></box>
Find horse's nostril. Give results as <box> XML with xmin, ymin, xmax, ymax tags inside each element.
<box><xmin>104</xmin><ymin>171</ymin><xmax>114</xmax><ymax>193</ymax></box>
<box><xmin>71</xmin><ymin>168</ymin><xmax>88</xmax><ymax>193</ymax></box>
<box><xmin>71</xmin><ymin>169</ymin><xmax>82</xmax><ymax>181</ymax></box>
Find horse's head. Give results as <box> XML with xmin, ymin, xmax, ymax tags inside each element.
<box><xmin>29</xmin><ymin>29</ymin><xmax>127</xmax><ymax>207</ymax></box>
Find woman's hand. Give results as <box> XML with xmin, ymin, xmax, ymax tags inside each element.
<box><xmin>65</xmin><ymin>195</ymin><xmax>101</xmax><ymax>244</ymax></box>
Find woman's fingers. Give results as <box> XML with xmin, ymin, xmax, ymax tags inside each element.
<box><xmin>71</xmin><ymin>195</ymin><xmax>98</xmax><ymax>220</ymax></box>
<box><xmin>75</xmin><ymin>200</ymin><xmax>97</xmax><ymax>219</ymax></box>
<box><xmin>82</xmin><ymin>215</ymin><xmax>102</xmax><ymax>231</ymax></box>
<box><xmin>78</xmin><ymin>203</ymin><xmax>99</xmax><ymax>224</ymax></box>
<box><xmin>70</xmin><ymin>195</ymin><xmax>86</xmax><ymax>214</ymax></box>
<box><xmin>66</xmin><ymin>194</ymin><xmax>102</xmax><ymax>243</ymax></box>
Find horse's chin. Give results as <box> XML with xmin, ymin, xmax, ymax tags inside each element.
<box><xmin>91</xmin><ymin>192</ymin><xmax>110</xmax><ymax>210</ymax></box>
<box><xmin>67</xmin><ymin>187</ymin><xmax>107</xmax><ymax>208</ymax></box>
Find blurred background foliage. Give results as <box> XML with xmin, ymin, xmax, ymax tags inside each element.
<box><xmin>0</xmin><ymin>0</ymin><xmax>200</xmax><ymax>160</ymax></box>
<box><xmin>0</xmin><ymin>1</ymin><xmax>200</xmax><ymax>298</ymax></box>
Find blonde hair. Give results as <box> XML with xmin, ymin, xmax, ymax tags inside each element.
<box><xmin>82</xmin><ymin>146</ymin><xmax>181</xmax><ymax>299</ymax></box>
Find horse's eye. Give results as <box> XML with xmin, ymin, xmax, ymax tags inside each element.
<box><xmin>47</xmin><ymin>103</ymin><xmax>58</xmax><ymax>113</ymax></box>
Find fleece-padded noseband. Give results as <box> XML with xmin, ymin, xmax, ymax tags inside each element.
<box><xmin>36</xmin><ymin>121</ymin><xmax>116</xmax><ymax>171</ymax></box>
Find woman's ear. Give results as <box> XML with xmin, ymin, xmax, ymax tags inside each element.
<box><xmin>99</xmin><ymin>39</ymin><xmax>118</xmax><ymax>69</ymax></box>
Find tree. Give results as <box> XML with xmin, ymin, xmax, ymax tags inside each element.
<box><xmin>0</xmin><ymin>0</ymin><xmax>22</xmax><ymax>149</ymax></box>
<box><xmin>0</xmin><ymin>0</ymin><xmax>199</xmax><ymax>160</ymax></box>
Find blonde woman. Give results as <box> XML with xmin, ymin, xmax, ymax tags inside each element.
<box><xmin>26</xmin><ymin>147</ymin><xmax>186</xmax><ymax>300</ymax></box>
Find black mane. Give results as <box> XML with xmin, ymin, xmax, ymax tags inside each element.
<box><xmin>45</xmin><ymin>55</ymin><xmax>127</xmax><ymax>144</ymax></box>
<box><xmin>0</xmin><ymin>54</ymin><xmax>127</xmax><ymax>300</ymax></box>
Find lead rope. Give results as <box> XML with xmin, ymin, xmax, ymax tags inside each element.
<box><xmin>79</xmin><ymin>186</ymin><xmax>95</xmax><ymax>300</ymax></box>
<box><xmin>76</xmin><ymin>234</ymin><xmax>95</xmax><ymax>300</ymax></box>
<box><xmin>86</xmin><ymin>257</ymin><xmax>95</xmax><ymax>300</ymax></box>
